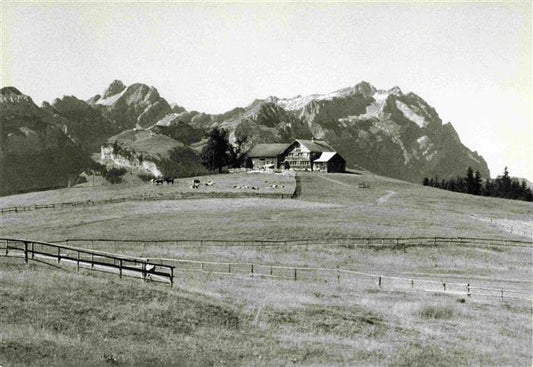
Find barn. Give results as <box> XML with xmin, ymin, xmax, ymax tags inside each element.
<box><xmin>246</xmin><ymin>143</ymin><xmax>292</xmax><ymax>170</ymax></box>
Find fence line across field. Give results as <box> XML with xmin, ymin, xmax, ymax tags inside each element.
<box><xmin>1</xmin><ymin>237</ymin><xmax>530</xmax><ymax>301</ymax></box>
<box><xmin>154</xmin><ymin>258</ymin><xmax>531</xmax><ymax>300</ymax></box>
<box><xmin>0</xmin><ymin>238</ymin><xmax>175</xmax><ymax>287</ymax></box>
<box><xmin>62</xmin><ymin>236</ymin><xmax>533</xmax><ymax>250</ymax></box>
<box><xmin>0</xmin><ymin>191</ymin><xmax>294</xmax><ymax>215</ymax></box>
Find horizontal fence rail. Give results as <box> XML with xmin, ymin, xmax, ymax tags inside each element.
<box><xmin>0</xmin><ymin>191</ymin><xmax>295</xmax><ymax>215</ymax></box>
<box><xmin>0</xmin><ymin>238</ymin><xmax>174</xmax><ymax>287</ymax></box>
<box><xmin>62</xmin><ymin>236</ymin><xmax>533</xmax><ymax>250</ymax></box>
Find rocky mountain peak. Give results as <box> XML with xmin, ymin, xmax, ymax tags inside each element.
<box><xmin>353</xmin><ymin>81</ymin><xmax>377</xmax><ymax>97</ymax></box>
<box><xmin>387</xmin><ymin>86</ymin><xmax>403</xmax><ymax>96</ymax></box>
<box><xmin>102</xmin><ymin>80</ymin><xmax>126</xmax><ymax>99</ymax></box>
<box><xmin>1</xmin><ymin>87</ymin><xmax>23</xmax><ymax>96</ymax></box>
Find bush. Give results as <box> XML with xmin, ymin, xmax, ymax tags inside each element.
<box><xmin>103</xmin><ymin>167</ymin><xmax>127</xmax><ymax>184</ymax></box>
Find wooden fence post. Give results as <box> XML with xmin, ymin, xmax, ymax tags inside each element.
<box><xmin>500</xmin><ymin>289</ymin><xmax>504</xmax><ymax>300</ymax></box>
<box><xmin>170</xmin><ymin>267</ymin><xmax>174</xmax><ymax>288</ymax></box>
<box><xmin>294</xmin><ymin>268</ymin><xmax>297</xmax><ymax>281</ymax></box>
<box><xmin>142</xmin><ymin>262</ymin><xmax>147</xmax><ymax>282</ymax></box>
<box><xmin>31</xmin><ymin>242</ymin><xmax>34</xmax><ymax>259</ymax></box>
<box><xmin>378</xmin><ymin>275</ymin><xmax>382</xmax><ymax>288</ymax></box>
<box><xmin>337</xmin><ymin>270</ymin><xmax>340</xmax><ymax>286</ymax></box>
<box><xmin>411</xmin><ymin>279</ymin><xmax>414</xmax><ymax>288</ymax></box>
<box><xmin>466</xmin><ymin>283</ymin><xmax>471</xmax><ymax>297</ymax></box>
<box><xmin>119</xmin><ymin>259</ymin><xmax>122</xmax><ymax>278</ymax></box>
<box><xmin>270</xmin><ymin>266</ymin><xmax>273</xmax><ymax>276</ymax></box>
<box><xmin>442</xmin><ymin>282</ymin><xmax>446</xmax><ymax>291</ymax></box>
<box><xmin>77</xmin><ymin>251</ymin><xmax>80</xmax><ymax>272</ymax></box>
<box><xmin>250</xmin><ymin>264</ymin><xmax>254</xmax><ymax>275</ymax></box>
<box><xmin>23</xmin><ymin>241</ymin><xmax>28</xmax><ymax>263</ymax></box>
<box><xmin>91</xmin><ymin>253</ymin><xmax>94</xmax><ymax>269</ymax></box>
<box><xmin>57</xmin><ymin>247</ymin><xmax>61</xmax><ymax>263</ymax></box>
<box><xmin>5</xmin><ymin>240</ymin><xmax>8</xmax><ymax>256</ymax></box>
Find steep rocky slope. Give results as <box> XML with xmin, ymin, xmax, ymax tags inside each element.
<box><xmin>88</xmin><ymin>80</ymin><xmax>184</xmax><ymax>130</ymax></box>
<box><xmin>0</xmin><ymin>87</ymin><xmax>90</xmax><ymax>196</ymax></box>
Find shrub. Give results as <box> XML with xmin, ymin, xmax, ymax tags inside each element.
<box><xmin>103</xmin><ymin>167</ymin><xmax>127</xmax><ymax>184</ymax></box>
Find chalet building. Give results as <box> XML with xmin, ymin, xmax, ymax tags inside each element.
<box><xmin>247</xmin><ymin>138</ymin><xmax>345</xmax><ymax>173</ymax></box>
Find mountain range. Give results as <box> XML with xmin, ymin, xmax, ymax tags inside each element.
<box><xmin>0</xmin><ymin>80</ymin><xmax>490</xmax><ymax>196</ymax></box>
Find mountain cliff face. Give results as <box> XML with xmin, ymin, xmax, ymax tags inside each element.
<box><xmin>88</xmin><ymin>80</ymin><xmax>181</xmax><ymax>130</ymax></box>
<box><xmin>0</xmin><ymin>87</ymin><xmax>90</xmax><ymax>196</ymax></box>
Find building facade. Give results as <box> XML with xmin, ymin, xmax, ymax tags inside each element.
<box><xmin>246</xmin><ymin>139</ymin><xmax>345</xmax><ymax>173</ymax></box>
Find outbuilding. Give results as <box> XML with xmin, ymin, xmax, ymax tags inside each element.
<box><xmin>312</xmin><ymin>152</ymin><xmax>346</xmax><ymax>173</ymax></box>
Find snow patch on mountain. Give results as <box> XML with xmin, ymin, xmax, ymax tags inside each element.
<box><xmin>395</xmin><ymin>100</ymin><xmax>426</xmax><ymax>127</ymax></box>
<box><xmin>359</xmin><ymin>91</ymin><xmax>389</xmax><ymax>120</ymax></box>
<box><xmin>277</xmin><ymin>94</ymin><xmax>321</xmax><ymax>111</ymax></box>
<box><xmin>156</xmin><ymin>113</ymin><xmax>181</xmax><ymax>126</ymax></box>
<box><xmin>96</xmin><ymin>88</ymin><xmax>127</xmax><ymax>106</ymax></box>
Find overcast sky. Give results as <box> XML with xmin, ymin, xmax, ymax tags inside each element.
<box><xmin>2</xmin><ymin>1</ymin><xmax>531</xmax><ymax>180</ymax></box>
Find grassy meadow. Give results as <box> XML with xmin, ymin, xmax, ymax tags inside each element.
<box><xmin>0</xmin><ymin>171</ymin><xmax>532</xmax><ymax>366</ymax></box>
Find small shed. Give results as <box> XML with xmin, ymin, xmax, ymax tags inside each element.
<box><xmin>312</xmin><ymin>152</ymin><xmax>346</xmax><ymax>173</ymax></box>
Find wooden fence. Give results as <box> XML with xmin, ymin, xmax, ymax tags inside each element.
<box><xmin>62</xmin><ymin>236</ymin><xmax>533</xmax><ymax>250</ymax></box>
<box><xmin>0</xmin><ymin>191</ymin><xmax>295</xmax><ymax>215</ymax></box>
<box><xmin>1</xmin><ymin>237</ymin><xmax>530</xmax><ymax>301</ymax></box>
<box><xmin>136</xmin><ymin>256</ymin><xmax>531</xmax><ymax>301</ymax></box>
<box><xmin>0</xmin><ymin>238</ymin><xmax>174</xmax><ymax>286</ymax></box>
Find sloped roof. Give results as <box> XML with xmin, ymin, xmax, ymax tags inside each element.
<box><xmin>314</xmin><ymin>152</ymin><xmax>338</xmax><ymax>162</ymax></box>
<box><xmin>247</xmin><ymin>143</ymin><xmax>291</xmax><ymax>158</ymax></box>
<box><xmin>296</xmin><ymin>139</ymin><xmax>335</xmax><ymax>152</ymax></box>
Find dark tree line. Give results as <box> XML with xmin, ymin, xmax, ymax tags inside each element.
<box><xmin>201</xmin><ymin>127</ymin><xmax>248</xmax><ymax>173</ymax></box>
<box><xmin>423</xmin><ymin>167</ymin><xmax>532</xmax><ymax>201</ymax></box>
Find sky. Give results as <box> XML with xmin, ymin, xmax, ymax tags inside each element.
<box><xmin>1</xmin><ymin>1</ymin><xmax>532</xmax><ymax>180</ymax></box>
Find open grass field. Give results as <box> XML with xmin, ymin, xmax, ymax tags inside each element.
<box><xmin>1</xmin><ymin>171</ymin><xmax>532</xmax><ymax>366</ymax></box>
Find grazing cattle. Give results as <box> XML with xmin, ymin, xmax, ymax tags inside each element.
<box><xmin>205</xmin><ymin>180</ymin><xmax>214</xmax><ymax>186</ymax></box>
<box><xmin>192</xmin><ymin>179</ymin><xmax>201</xmax><ymax>189</ymax></box>
<box><xmin>165</xmin><ymin>177</ymin><xmax>175</xmax><ymax>185</ymax></box>
<box><xmin>154</xmin><ymin>178</ymin><xmax>164</xmax><ymax>185</ymax></box>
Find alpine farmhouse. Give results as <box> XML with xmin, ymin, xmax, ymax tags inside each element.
<box><xmin>247</xmin><ymin>139</ymin><xmax>346</xmax><ymax>173</ymax></box>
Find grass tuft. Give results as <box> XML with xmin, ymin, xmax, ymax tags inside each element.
<box><xmin>418</xmin><ymin>303</ymin><xmax>455</xmax><ymax>320</ymax></box>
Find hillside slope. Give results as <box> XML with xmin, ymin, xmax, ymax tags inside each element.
<box><xmin>0</xmin><ymin>87</ymin><xmax>91</xmax><ymax>196</ymax></box>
